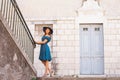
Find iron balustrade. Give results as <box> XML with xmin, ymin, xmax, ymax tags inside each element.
<box><xmin>0</xmin><ymin>0</ymin><xmax>36</xmax><ymax>63</ymax></box>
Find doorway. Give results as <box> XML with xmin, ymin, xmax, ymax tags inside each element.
<box><xmin>80</xmin><ymin>23</ymin><xmax>104</xmax><ymax>75</ymax></box>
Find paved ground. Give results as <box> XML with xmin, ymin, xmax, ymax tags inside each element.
<box><xmin>37</xmin><ymin>77</ymin><xmax>120</xmax><ymax>80</ymax></box>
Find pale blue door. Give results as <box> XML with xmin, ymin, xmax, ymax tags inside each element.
<box><xmin>80</xmin><ymin>24</ymin><xmax>104</xmax><ymax>75</ymax></box>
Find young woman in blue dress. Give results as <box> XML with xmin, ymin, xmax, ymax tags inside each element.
<box><xmin>35</xmin><ymin>27</ymin><xmax>53</xmax><ymax>77</ymax></box>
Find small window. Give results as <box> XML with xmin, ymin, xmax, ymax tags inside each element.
<box><xmin>95</xmin><ymin>28</ymin><xmax>100</xmax><ymax>31</ymax></box>
<box><xmin>83</xmin><ymin>28</ymin><xmax>88</xmax><ymax>31</ymax></box>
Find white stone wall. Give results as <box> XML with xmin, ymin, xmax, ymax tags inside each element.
<box><xmin>53</xmin><ymin>19</ymin><xmax>80</xmax><ymax>76</ymax></box>
<box><xmin>104</xmin><ymin>18</ymin><xmax>120</xmax><ymax>76</ymax></box>
<box><xmin>22</xmin><ymin>0</ymin><xmax>120</xmax><ymax>77</ymax></box>
<box><xmin>16</xmin><ymin>0</ymin><xmax>120</xmax><ymax>19</ymax></box>
<box><xmin>27</xmin><ymin>17</ymin><xmax>120</xmax><ymax>77</ymax></box>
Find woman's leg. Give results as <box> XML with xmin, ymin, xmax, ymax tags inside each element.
<box><xmin>41</xmin><ymin>60</ymin><xmax>51</xmax><ymax>76</ymax></box>
<box><xmin>41</xmin><ymin>61</ymin><xmax>46</xmax><ymax>66</ymax></box>
<box><xmin>41</xmin><ymin>61</ymin><xmax>48</xmax><ymax>75</ymax></box>
<box><xmin>45</xmin><ymin>61</ymin><xmax>51</xmax><ymax>74</ymax></box>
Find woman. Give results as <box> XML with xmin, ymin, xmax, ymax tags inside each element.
<box><xmin>35</xmin><ymin>27</ymin><xmax>53</xmax><ymax>77</ymax></box>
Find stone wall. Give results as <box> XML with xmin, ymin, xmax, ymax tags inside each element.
<box><xmin>16</xmin><ymin>0</ymin><xmax>120</xmax><ymax>19</ymax></box>
<box><xmin>27</xmin><ymin>17</ymin><xmax>120</xmax><ymax>77</ymax></box>
<box><xmin>104</xmin><ymin>18</ymin><xmax>120</xmax><ymax>76</ymax></box>
<box><xmin>53</xmin><ymin>19</ymin><xmax>80</xmax><ymax>76</ymax></box>
<box><xmin>0</xmin><ymin>20</ymin><xmax>36</xmax><ymax>80</ymax></box>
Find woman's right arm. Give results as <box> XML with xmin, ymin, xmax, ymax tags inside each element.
<box><xmin>35</xmin><ymin>39</ymin><xmax>48</xmax><ymax>45</ymax></box>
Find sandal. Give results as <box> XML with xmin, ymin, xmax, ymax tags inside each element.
<box><xmin>50</xmin><ymin>70</ymin><xmax>54</xmax><ymax>77</ymax></box>
<box><xmin>42</xmin><ymin>73</ymin><xmax>50</xmax><ymax>77</ymax></box>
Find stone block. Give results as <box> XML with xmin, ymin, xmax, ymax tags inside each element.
<box><xmin>111</xmin><ymin>41</ymin><xmax>119</xmax><ymax>46</ymax></box>
<box><xmin>104</xmin><ymin>46</ymin><xmax>116</xmax><ymax>52</ymax></box>
<box><xmin>104</xmin><ymin>35</ymin><xmax>116</xmax><ymax>40</ymax></box>
<box><xmin>64</xmin><ymin>30</ymin><xmax>73</xmax><ymax>35</ymax></box>
<box><xmin>57</xmin><ymin>30</ymin><xmax>65</xmax><ymax>35</ymax></box>
<box><xmin>64</xmin><ymin>41</ymin><xmax>73</xmax><ymax>46</ymax></box>
<box><xmin>57</xmin><ymin>41</ymin><xmax>65</xmax><ymax>46</ymax></box>
<box><xmin>59</xmin><ymin>35</ymin><xmax>68</xmax><ymax>40</ymax></box>
<box><xmin>68</xmin><ymin>35</ymin><xmax>75</xmax><ymax>40</ymax></box>
<box><xmin>59</xmin><ymin>47</ymin><xmax>68</xmax><ymax>52</ymax></box>
<box><xmin>75</xmin><ymin>35</ymin><xmax>80</xmax><ymax>40</ymax></box>
<box><xmin>67</xmin><ymin>24</ymin><xmax>75</xmax><ymax>29</ymax></box>
<box><xmin>57</xmin><ymin>21</ymin><xmax>65</xmax><ymax>24</ymax></box>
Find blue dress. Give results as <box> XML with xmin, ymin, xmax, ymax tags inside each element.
<box><xmin>39</xmin><ymin>36</ymin><xmax>52</xmax><ymax>61</ymax></box>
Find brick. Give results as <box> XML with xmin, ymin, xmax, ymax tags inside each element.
<box><xmin>104</xmin><ymin>35</ymin><xmax>116</xmax><ymax>40</ymax></box>
<box><xmin>111</xmin><ymin>30</ymin><xmax>119</xmax><ymax>35</ymax></box>
<box><xmin>104</xmin><ymin>40</ymin><xmax>111</xmax><ymax>46</ymax></box>
<box><xmin>75</xmin><ymin>70</ymin><xmax>80</xmax><ymax>74</ymax></box>
<box><xmin>74</xmin><ymin>41</ymin><xmax>80</xmax><ymax>46</ymax></box>
<box><xmin>108</xmin><ymin>23</ymin><xmax>116</xmax><ymax>28</ymax></box>
<box><xmin>53</xmin><ymin>35</ymin><xmax>60</xmax><ymax>40</ymax></box>
<box><xmin>53</xmin><ymin>47</ymin><xmax>60</xmax><ymax>52</ymax></box>
<box><xmin>64</xmin><ymin>41</ymin><xmax>73</xmax><ymax>46</ymax></box>
<box><xmin>59</xmin><ymin>47</ymin><xmax>68</xmax><ymax>52</ymax></box>
<box><xmin>116</xmin><ymin>47</ymin><xmax>120</xmax><ymax>51</ymax></box>
<box><xmin>64</xmin><ymin>30</ymin><xmax>73</xmax><ymax>35</ymax></box>
<box><xmin>56</xmin><ymin>64</ymin><xmax>66</xmax><ymax>69</ymax></box>
<box><xmin>75</xmin><ymin>47</ymin><xmax>80</xmax><ymax>52</ymax></box>
<box><xmin>67</xmin><ymin>24</ymin><xmax>75</xmax><ymax>29</ymax></box>
<box><xmin>57</xmin><ymin>21</ymin><xmax>65</xmax><ymax>24</ymax></box>
<box><xmin>115</xmin><ymin>69</ymin><xmax>120</xmax><ymax>75</ymax></box>
<box><xmin>64</xmin><ymin>21</ymin><xmax>74</xmax><ymax>24</ymax></box>
<box><xmin>68</xmin><ymin>70</ymin><xmax>75</xmax><ymax>75</ymax></box>
<box><xmin>59</xmin><ymin>24</ymin><xmax>68</xmax><ymax>29</ymax></box>
<box><xmin>110</xmin><ymin>70</ymin><xmax>115</xmax><ymax>74</ymax></box>
<box><xmin>75</xmin><ymin>35</ymin><xmax>80</xmax><ymax>40</ymax></box>
<box><xmin>111</xmin><ymin>41</ymin><xmax>119</xmax><ymax>46</ymax></box>
<box><xmin>59</xmin><ymin>35</ymin><xmax>68</xmax><ymax>40</ymax></box>
<box><xmin>57</xmin><ymin>41</ymin><xmax>65</xmax><ymax>46</ymax></box>
<box><xmin>56</xmin><ymin>52</ymin><xmax>66</xmax><ymax>58</ymax></box>
<box><xmin>116</xmin><ymin>35</ymin><xmax>120</xmax><ymax>40</ymax></box>
<box><xmin>75</xmin><ymin>58</ymin><xmax>80</xmax><ymax>64</ymax></box>
<box><xmin>67</xmin><ymin>58</ymin><xmax>75</xmax><ymax>64</ymax></box>
<box><xmin>74</xmin><ymin>30</ymin><xmax>80</xmax><ymax>35</ymax></box>
<box><xmin>104</xmin><ymin>46</ymin><xmax>116</xmax><ymax>52</ymax></box>
<box><xmin>67</xmin><ymin>47</ymin><xmax>75</xmax><ymax>52</ymax></box>
<box><xmin>57</xmin><ymin>30</ymin><xmax>65</xmax><ymax>35</ymax></box>
<box><xmin>53</xmin><ymin>29</ymin><xmax>57</xmax><ymax>35</ymax></box>
<box><xmin>68</xmin><ymin>35</ymin><xmax>75</xmax><ymax>40</ymax></box>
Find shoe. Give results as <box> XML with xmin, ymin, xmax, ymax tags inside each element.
<box><xmin>42</xmin><ymin>73</ymin><xmax>50</xmax><ymax>77</ymax></box>
<box><xmin>50</xmin><ymin>70</ymin><xmax>54</xmax><ymax>77</ymax></box>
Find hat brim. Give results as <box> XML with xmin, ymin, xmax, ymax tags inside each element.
<box><xmin>43</xmin><ymin>27</ymin><xmax>53</xmax><ymax>34</ymax></box>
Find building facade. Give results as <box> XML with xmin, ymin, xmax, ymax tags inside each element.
<box><xmin>17</xmin><ymin>0</ymin><xmax>120</xmax><ymax>77</ymax></box>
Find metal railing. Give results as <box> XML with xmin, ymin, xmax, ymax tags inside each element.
<box><xmin>0</xmin><ymin>0</ymin><xmax>36</xmax><ymax>63</ymax></box>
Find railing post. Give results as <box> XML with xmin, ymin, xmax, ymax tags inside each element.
<box><xmin>0</xmin><ymin>0</ymin><xmax>3</xmax><ymax>11</ymax></box>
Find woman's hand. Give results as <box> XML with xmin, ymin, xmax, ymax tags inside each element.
<box><xmin>35</xmin><ymin>41</ymin><xmax>39</xmax><ymax>44</ymax></box>
<box><xmin>35</xmin><ymin>39</ymin><xmax>48</xmax><ymax>45</ymax></box>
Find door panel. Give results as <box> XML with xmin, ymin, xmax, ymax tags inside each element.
<box><xmin>80</xmin><ymin>24</ymin><xmax>104</xmax><ymax>75</ymax></box>
<box><xmin>80</xmin><ymin>25</ymin><xmax>91</xmax><ymax>74</ymax></box>
<box><xmin>92</xmin><ymin>58</ymin><xmax>104</xmax><ymax>74</ymax></box>
<box><xmin>80</xmin><ymin>58</ymin><xmax>91</xmax><ymax>74</ymax></box>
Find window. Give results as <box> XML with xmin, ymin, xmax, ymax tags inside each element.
<box><xmin>83</xmin><ymin>28</ymin><xmax>88</xmax><ymax>31</ymax></box>
<box><xmin>95</xmin><ymin>27</ymin><xmax>100</xmax><ymax>31</ymax></box>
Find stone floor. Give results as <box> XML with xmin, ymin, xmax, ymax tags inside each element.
<box><xmin>37</xmin><ymin>77</ymin><xmax>120</xmax><ymax>80</ymax></box>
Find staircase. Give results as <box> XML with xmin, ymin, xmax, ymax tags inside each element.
<box><xmin>0</xmin><ymin>0</ymin><xmax>36</xmax><ymax>80</ymax></box>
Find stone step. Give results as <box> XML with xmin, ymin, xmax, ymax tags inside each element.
<box><xmin>37</xmin><ymin>77</ymin><xmax>120</xmax><ymax>80</ymax></box>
